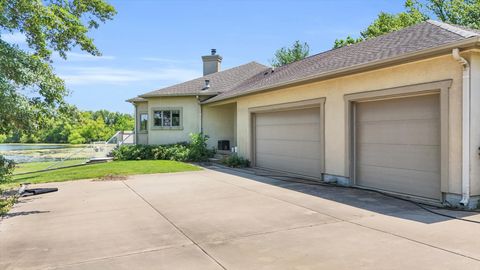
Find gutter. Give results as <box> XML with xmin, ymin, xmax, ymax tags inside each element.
<box><xmin>452</xmin><ymin>48</ymin><xmax>471</xmax><ymax>207</ymax></box>
<box><xmin>203</xmin><ymin>37</ymin><xmax>480</xmax><ymax>104</ymax></box>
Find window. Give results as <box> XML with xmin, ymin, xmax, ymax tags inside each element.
<box><xmin>153</xmin><ymin>109</ymin><xmax>181</xmax><ymax>128</ymax></box>
<box><xmin>139</xmin><ymin>113</ymin><xmax>148</xmax><ymax>131</ymax></box>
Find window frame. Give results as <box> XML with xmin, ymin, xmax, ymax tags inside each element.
<box><xmin>138</xmin><ymin>112</ymin><xmax>148</xmax><ymax>133</ymax></box>
<box><xmin>151</xmin><ymin>107</ymin><xmax>183</xmax><ymax>130</ymax></box>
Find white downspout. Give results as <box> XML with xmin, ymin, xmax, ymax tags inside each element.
<box><xmin>133</xmin><ymin>104</ymin><xmax>138</xmax><ymax>145</ymax></box>
<box><xmin>196</xmin><ymin>96</ymin><xmax>203</xmax><ymax>133</ymax></box>
<box><xmin>452</xmin><ymin>48</ymin><xmax>471</xmax><ymax>206</ymax></box>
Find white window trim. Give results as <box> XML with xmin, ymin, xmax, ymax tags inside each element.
<box><xmin>151</xmin><ymin>107</ymin><xmax>184</xmax><ymax>130</ymax></box>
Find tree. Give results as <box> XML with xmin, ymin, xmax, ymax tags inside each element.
<box><xmin>332</xmin><ymin>0</ymin><xmax>480</xmax><ymax>49</ymax></box>
<box><xmin>334</xmin><ymin>0</ymin><xmax>427</xmax><ymax>48</ymax></box>
<box><xmin>0</xmin><ymin>0</ymin><xmax>116</xmax><ymax>134</ymax></box>
<box><xmin>426</xmin><ymin>0</ymin><xmax>480</xmax><ymax>28</ymax></box>
<box><xmin>333</xmin><ymin>36</ymin><xmax>364</xmax><ymax>49</ymax></box>
<box><xmin>271</xmin><ymin>40</ymin><xmax>310</xmax><ymax>67</ymax></box>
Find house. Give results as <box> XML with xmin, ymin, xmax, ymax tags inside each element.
<box><xmin>128</xmin><ymin>20</ymin><xmax>480</xmax><ymax>208</ymax></box>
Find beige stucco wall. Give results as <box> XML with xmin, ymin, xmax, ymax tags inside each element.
<box><xmin>146</xmin><ymin>96</ymin><xmax>201</xmax><ymax>145</ymax></box>
<box><xmin>202</xmin><ymin>103</ymin><xmax>236</xmax><ymax>150</ymax></box>
<box><xmin>469</xmin><ymin>51</ymin><xmax>480</xmax><ymax>196</ymax></box>
<box><xmin>224</xmin><ymin>55</ymin><xmax>464</xmax><ymax>195</ymax></box>
<box><xmin>135</xmin><ymin>102</ymin><xmax>148</xmax><ymax>145</ymax></box>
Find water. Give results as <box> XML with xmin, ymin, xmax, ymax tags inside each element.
<box><xmin>0</xmin><ymin>144</ymin><xmax>69</xmax><ymax>151</ymax></box>
<box><xmin>0</xmin><ymin>144</ymin><xmax>76</xmax><ymax>163</ymax></box>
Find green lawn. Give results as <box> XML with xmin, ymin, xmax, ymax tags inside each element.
<box><xmin>14</xmin><ymin>159</ymin><xmax>86</xmax><ymax>174</ymax></box>
<box><xmin>2</xmin><ymin>160</ymin><xmax>201</xmax><ymax>190</ymax></box>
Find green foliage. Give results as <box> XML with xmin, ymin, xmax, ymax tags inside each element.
<box><xmin>334</xmin><ymin>0</ymin><xmax>480</xmax><ymax>49</ymax></box>
<box><xmin>333</xmin><ymin>36</ymin><xmax>364</xmax><ymax>49</ymax></box>
<box><xmin>0</xmin><ymin>155</ymin><xmax>15</xmax><ymax>183</ymax></box>
<box><xmin>334</xmin><ymin>0</ymin><xmax>427</xmax><ymax>48</ymax></box>
<box><xmin>0</xmin><ymin>195</ymin><xmax>16</xmax><ymax>216</ymax></box>
<box><xmin>221</xmin><ymin>154</ymin><xmax>250</xmax><ymax>168</ymax></box>
<box><xmin>0</xmin><ymin>0</ymin><xmax>116</xmax><ymax>135</ymax></box>
<box><xmin>112</xmin><ymin>133</ymin><xmax>215</xmax><ymax>162</ymax></box>
<box><xmin>68</xmin><ymin>131</ymin><xmax>86</xmax><ymax>144</ymax></box>
<box><xmin>271</xmin><ymin>40</ymin><xmax>310</xmax><ymax>67</ymax></box>
<box><xmin>361</xmin><ymin>1</ymin><xmax>428</xmax><ymax>39</ymax></box>
<box><xmin>426</xmin><ymin>0</ymin><xmax>480</xmax><ymax>29</ymax></box>
<box><xmin>1</xmin><ymin>108</ymin><xmax>134</xmax><ymax>144</ymax></box>
<box><xmin>189</xmin><ymin>133</ymin><xmax>215</xmax><ymax>162</ymax></box>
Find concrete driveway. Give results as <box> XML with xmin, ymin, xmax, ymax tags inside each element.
<box><xmin>1</xmin><ymin>166</ymin><xmax>480</xmax><ymax>270</ymax></box>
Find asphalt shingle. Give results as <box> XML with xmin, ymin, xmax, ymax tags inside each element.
<box><xmin>205</xmin><ymin>20</ymin><xmax>479</xmax><ymax>103</ymax></box>
<box><xmin>129</xmin><ymin>21</ymin><xmax>479</xmax><ymax>104</ymax></box>
<box><xmin>138</xmin><ymin>62</ymin><xmax>268</xmax><ymax>98</ymax></box>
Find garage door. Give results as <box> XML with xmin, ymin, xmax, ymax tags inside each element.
<box><xmin>254</xmin><ymin>107</ymin><xmax>323</xmax><ymax>178</ymax></box>
<box><xmin>355</xmin><ymin>94</ymin><xmax>441</xmax><ymax>199</ymax></box>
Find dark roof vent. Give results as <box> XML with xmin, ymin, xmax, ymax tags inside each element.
<box><xmin>211</xmin><ymin>49</ymin><xmax>216</xmax><ymax>55</ymax></box>
<box><xmin>202</xmin><ymin>79</ymin><xmax>211</xmax><ymax>90</ymax></box>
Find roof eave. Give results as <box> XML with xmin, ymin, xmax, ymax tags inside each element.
<box><xmin>203</xmin><ymin>37</ymin><xmax>480</xmax><ymax>104</ymax></box>
<box><xmin>140</xmin><ymin>92</ymin><xmax>221</xmax><ymax>98</ymax></box>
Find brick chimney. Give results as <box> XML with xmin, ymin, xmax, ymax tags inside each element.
<box><xmin>202</xmin><ymin>49</ymin><xmax>222</xmax><ymax>76</ymax></box>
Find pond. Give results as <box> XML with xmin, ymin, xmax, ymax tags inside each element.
<box><xmin>0</xmin><ymin>144</ymin><xmax>71</xmax><ymax>151</ymax></box>
<box><xmin>0</xmin><ymin>144</ymin><xmax>83</xmax><ymax>163</ymax></box>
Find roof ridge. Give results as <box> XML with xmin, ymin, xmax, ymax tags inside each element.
<box><xmin>140</xmin><ymin>61</ymin><xmax>267</xmax><ymax>96</ymax></box>
<box><xmin>426</xmin><ymin>20</ymin><xmax>479</xmax><ymax>38</ymax></box>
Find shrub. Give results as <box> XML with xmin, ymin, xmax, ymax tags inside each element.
<box><xmin>0</xmin><ymin>155</ymin><xmax>16</xmax><ymax>183</ymax></box>
<box><xmin>111</xmin><ymin>133</ymin><xmax>214</xmax><ymax>162</ymax></box>
<box><xmin>188</xmin><ymin>133</ymin><xmax>215</xmax><ymax>162</ymax></box>
<box><xmin>221</xmin><ymin>154</ymin><xmax>250</xmax><ymax>168</ymax></box>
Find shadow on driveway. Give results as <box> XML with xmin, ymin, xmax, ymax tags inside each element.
<box><xmin>203</xmin><ymin>165</ymin><xmax>478</xmax><ymax>224</ymax></box>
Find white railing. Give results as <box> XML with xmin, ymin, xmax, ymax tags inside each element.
<box><xmin>16</xmin><ymin>131</ymin><xmax>135</xmax><ymax>174</ymax></box>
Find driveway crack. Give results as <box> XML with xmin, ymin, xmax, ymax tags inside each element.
<box><xmin>122</xmin><ymin>181</ymin><xmax>228</xmax><ymax>270</ymax></box>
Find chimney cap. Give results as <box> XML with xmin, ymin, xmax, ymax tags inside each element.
<box><xmin>211</xmin><ymin>49</ymin><xmax>216</xmax><ymax>55</ymax></box>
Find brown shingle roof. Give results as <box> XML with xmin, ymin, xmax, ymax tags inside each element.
<box><xmin>204</xmin><ymin>20</ymin><xmax>480</xmax><ymax>103</ymax></box>
<box><xmin>137</xmin><ymin>61</ymin><xmax>268</xmax><ymax>98</ymax></box>
<box><xmin>126</xmin><ymin>97</ymin><xmax>147</xmax><ymax>103</ymax></box>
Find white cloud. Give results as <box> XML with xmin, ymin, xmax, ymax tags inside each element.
<box><xmin>60</xmin><ymin>66</ymin><xmax>200</xmax><ymax>86</ymax></box>
<box><xmin>1</xmin><ymin>32</ymin><xmax>26</xmax><ymax>44</ymax></box>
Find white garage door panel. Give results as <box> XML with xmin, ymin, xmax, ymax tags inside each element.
<box><xmin>256</xmin><ymin>139</ymin><xmax>321</xmax><ymax>160</ymax></box>
<box><xmin>357</xmin><ymin>120</ymin><xmax>440</xmax><ymax>145</ymax></box>
<box><xmin>256</xmin><ymin>153</ymin><xmax>322</xmax><ymax>177</ymax></box>
<box><xmin>357</xmin><ymin>144</ymin><xmax>440</xmax><ymax>173</ymax></box>
<box><xmin>254</xmin><ymin>107</ymin><xmax>322</xmax><ymax>178</ymax></box>
<box><xmin>355</xmin><ymin>94</ymin><xmax>441</xmax><ymax>200</ymax></box>
<box><xmin>357</xmin><ymin>165</ymin><xmax>440</xmax><ymax>199</ymax></box>
<box><xmin>256</xmin><ymin>108</ymin><xmax>320</xmax><ymax>125</ymax></box>
<box><xmin>356</xmin><ymin>94</ymin><xmax>439</xmax><ymax>122</ymax></box>
<box><xmin>256</xmin><ymin>124</ymin><xmax>320</xmax><ymax>141</ymax></box>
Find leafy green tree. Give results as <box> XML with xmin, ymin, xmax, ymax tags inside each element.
<box><xmin>333</xmin><ymin>36</ymin><xmax>364</xmax><ymax>49</ymax></box>
<box><xmin>0</xmin><ymin>0</ymin><xmax>116</xmax><ymax>134</ymax></box>
<box><xmin>68</xmin><ymin>131</ymin><xmax>85</xmax><ymax>144</ymax></box>
<box><xmin>426</xmin><ymin>0</ymin><xmax>480</xmax><ymax>28</ymax></box>
<box><xmin>332</xmin><ymin>0</ymin><xmax>480</xmax><ymax>49</ymax></box>
<box><xmin>271</xmin><ymin>40</ymin><xmax>310</xmax><ymax>67</ymax></box>
<box><xmin>334</xmin><ymin>0</ymin><xmax>427</xmax><ymax>48</ymax></box>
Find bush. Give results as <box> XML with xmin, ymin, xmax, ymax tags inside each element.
<box><xmin>221</xmin><ymin>154</ymin><xmax>250</xmax><ymax>168</ymax></box>
<box><xmin>0</xmin><ymin>155</ymin><xmax>16</xmax><ymax>183</ymax></box>
<box><xmin>111</xmin><ymin>133</ymin><xmax>214</xmax><ymax>162</ymax></box>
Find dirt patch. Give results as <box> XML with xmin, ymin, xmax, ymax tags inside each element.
<box><xmin>94</xmin><ymin>174</ymin><xmax>128</xmax><ymax>181</ymax></box>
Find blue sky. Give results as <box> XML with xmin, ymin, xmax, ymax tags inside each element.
<box><xmin>5</xmin><ymin>0</ymin><xmax>406</xmax><ymax>113</ymax></box>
